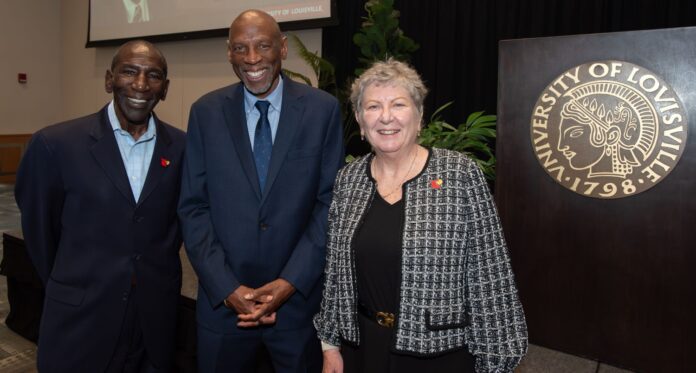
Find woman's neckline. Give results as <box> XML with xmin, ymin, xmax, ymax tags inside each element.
<box><xmin>366</xmin><ymin>147</ymin><xmax>433</xmax><ymax>204</ymax></box>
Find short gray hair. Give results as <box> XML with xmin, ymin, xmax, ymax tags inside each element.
<box><xmin>350</xmin><ymin>58</ymin><xmax>428</xmax><ymax>118</ymax></box>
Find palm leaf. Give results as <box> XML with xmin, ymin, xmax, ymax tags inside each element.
<box><xmin>281</xmin><ymin>68</ymin><xmax>312</xmax><ymax>86</ymax></box>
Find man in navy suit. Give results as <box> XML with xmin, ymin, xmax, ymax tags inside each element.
<box><xmin>178</xmin><ymin>9</ymin><xmax>343</xmax><ymax>373</ymax></box>
<box><xmin>15</xmin><ymin>40</ymin><xmax>185</xmax><ymax>372</ymax></box>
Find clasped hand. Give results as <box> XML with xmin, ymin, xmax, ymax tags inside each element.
<box><xmin>225</xmin><ymin>278</ymin><xmax>295</xmax><ymax>327</ymax></box>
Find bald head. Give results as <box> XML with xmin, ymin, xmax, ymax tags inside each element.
<box><xmin>229</xmin><ymin>10</ymin><xmax>282</xmax><ymax>41</ymax></box>
<box><xmin>111</xmin><ymin>40</ymin><xmax>168</xmax><ymax>77</ymax></box>
<box><xmin>227</xmin><ymin>9</ymin><xmax>287</xmax><ymax>98</ymax></box>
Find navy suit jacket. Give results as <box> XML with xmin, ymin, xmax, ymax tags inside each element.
<box><xmin>178</xmin><ymin>77</ymin><xmax>344</xmax><ymax>332</ymax></box>
<box><xmin>14</xmin><ymin>107</ymin><xmax>186</xmax><ymax>372</ymax></box>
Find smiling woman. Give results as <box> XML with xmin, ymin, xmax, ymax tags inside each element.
<box><xmin>314</xmin><ymin>59</ymin><xmax>528</xmax><ymax>373</ymax></box>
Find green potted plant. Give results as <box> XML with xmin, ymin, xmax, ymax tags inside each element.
<box><xmin>419</xmin><ymin>103</ymin><xmax>497</xmax><ymax>180</ymax></box>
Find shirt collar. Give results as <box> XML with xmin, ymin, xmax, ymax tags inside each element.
<box><xmin>243</xmin><ymin>75</ymin><xmax>284</xmax><ymax>115</ymax></box>
<box><xmin>107</xmin><ymin>100</ymin><xmax>157</xmax><ymax>141</ymax></box>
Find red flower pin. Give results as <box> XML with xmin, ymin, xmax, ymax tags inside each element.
<box><xmin>430</xmin><ymin>178</ymin><xmax>443</xmax><ymax>190</ymax></box>
<box><xmin>160</xmin><ymin>157</ymin><xmax>171</xmax><ymax>167</ymax></box>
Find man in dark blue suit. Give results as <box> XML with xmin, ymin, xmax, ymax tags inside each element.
<box><xmin>178</xmin><ymin>9</ymin><xmax>343</xmax><ymax>373</ymax></box>
<box><xmin>15</xmin><ymin>40</ymin><xmax>185</xmax><ymax>372</ymax></box>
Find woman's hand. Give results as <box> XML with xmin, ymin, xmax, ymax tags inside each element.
<box><xmin>322</xmin><ymin>349</ymin><xmax>343</xmax><ymax>373</ymax></box>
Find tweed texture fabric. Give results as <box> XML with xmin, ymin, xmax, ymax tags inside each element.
<box><xmin>314</xmin><ymin>148</ymin><xmax>528</xmax><ymax>372</ymax></box>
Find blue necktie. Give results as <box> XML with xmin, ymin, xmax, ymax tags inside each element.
<box><xmin>254</xmin><ymin>101</ymin><xmax>272</xmax><ymax>192</ymax></box>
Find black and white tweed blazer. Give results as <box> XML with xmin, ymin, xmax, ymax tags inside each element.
<box><xmin>313</xmin><ymin>148</ymin><xmax>528</xmax><ymax>372</ymax></box>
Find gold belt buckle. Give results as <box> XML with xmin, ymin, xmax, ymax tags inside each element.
<box><xmin>376</xmin><ymin>311</ymin><xmax>395</xmax><ymax>328</ymax></box>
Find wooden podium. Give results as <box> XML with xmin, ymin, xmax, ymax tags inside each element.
<box><xmin>496</xmin><ymin>27</ymin><xmax>696</xmax><ymax>372</ymax></box>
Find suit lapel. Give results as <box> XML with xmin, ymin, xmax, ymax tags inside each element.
<box><xmin>262</xmin><ymin>78</ymin><xmax>303</xmax><ymax>202</ymax></box>
<box><xmin>137</xmin><ymin>116</ymin><xmax>172</xmax><ymax>206</ymax></box>
<box><xmin>90</xmin><ymin>108</ymin><xmax>136</xmax><ymax>206</ymax></box>
<box><xmin>224</xmin><ymin>85</ymin><xmax>262</xmax><ymax>200</ymax></box>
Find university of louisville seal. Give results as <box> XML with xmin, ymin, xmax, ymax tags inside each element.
<box><xmin>530</xmin><ymin>60</ymin><xmax>688</xmax><ymax>198</ymax></box>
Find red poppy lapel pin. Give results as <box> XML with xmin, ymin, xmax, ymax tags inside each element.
<box><xmin>160</xmin><ymin>157</ymin><xmax>171</xmax><ymax>168</ymax></box>
<box><xmin>430</xmin><ymin>178</ymin><xmax>443</xmax><ymax>190</ymax></box>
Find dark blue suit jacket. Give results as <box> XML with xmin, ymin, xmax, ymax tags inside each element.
<box><xmin>14</xmin><ymin>107</ymin><xmax>186</xmax><ymax>372</ymax></box>
<box><xmin>178</xmin><ymin>77</ymin><xmax>344</xmax><ymax>332</ymax></box>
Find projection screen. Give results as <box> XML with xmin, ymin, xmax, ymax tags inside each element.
<box><xmin>88</xmin><ymin>0</ymin><xmax>335</xmax><ymax>47</ymax></box>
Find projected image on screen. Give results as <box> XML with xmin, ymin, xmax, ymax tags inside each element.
<box><xmin>89</xmin><ymin>0</ymin><xmax>332</xmax><ymax>45</ymax></box>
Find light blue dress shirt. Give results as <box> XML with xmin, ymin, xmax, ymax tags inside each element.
<box><xmin>107</xmin><ymin>100</ymin><xmax>157</xmax><ymax>202</ymax></box>
<box><xmin>244</xmin><ymin>76</ymin><xmax>284</xmax><ymax>149</ymax></box>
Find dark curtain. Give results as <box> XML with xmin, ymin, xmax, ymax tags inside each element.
<box><xmin>323</xmin><ymin>0</ymin><xmax>696</xmax><ymax>136</ymax></box>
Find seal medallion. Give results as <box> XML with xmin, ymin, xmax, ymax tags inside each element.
<box><xmin>530</xmin><ymin>60</ymin><xmax>687</xmax><ymax>198</ymax></box>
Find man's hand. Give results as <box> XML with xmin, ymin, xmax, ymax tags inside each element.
<box><xmin>224</xmin><ymin>285</ymin><xmax>257</xmax><ymax>315</ymax></box>
<box><xmin>224</xmin><ymin>285</ymin><xmax>274</xmax><ymax>328</ymax></box>
<box><xmin>322</xmin><ymin>349</ymin><xmax>343</xmax><ymax>373</ymax></box>
<box><xmin>236</xmin><ymin>304</ymin><xmax>276</xmax><ymax>328</ymax></box>
<box><xmin>236</xmin><ymin>278</ymin><xmax>295</xmax><ymax>326</ymax></box>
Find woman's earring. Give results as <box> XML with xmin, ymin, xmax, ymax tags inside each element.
<box><xmin>360</xmin><ymin>132</ymin><xmax>365</xmax><ymax>141</ymax></box>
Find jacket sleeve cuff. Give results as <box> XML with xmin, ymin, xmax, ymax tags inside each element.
<box><xmin>321</xmin><ymin>341</ymin><xmax>340</xmax><ymax>351</ymax></box>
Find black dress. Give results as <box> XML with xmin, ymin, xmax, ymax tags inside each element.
<box><xmin>341</xmin><ymin>189</ymin><xmax>476</xmax><ymax>373</ymax></box>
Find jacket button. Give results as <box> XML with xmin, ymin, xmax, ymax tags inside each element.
<box><xmin>133</xmin><ymin>215</ymin><xmax>144</xmax><ymax>223</ymax></box>
<box><xmin>260</xmin><ymin>223</ymin><xmax>269</xmax><ymax>231</ymax></box>
<box><xmin>134</xmin><ymin>254</ymin><xmax>141</xmax><ymax>261</ymax></box>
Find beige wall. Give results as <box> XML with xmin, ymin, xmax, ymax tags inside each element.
<box><xmin>0</xmin><ymin>0</ymin><xmax>62</xmax><ymax>134</ymax></box>
<box><xmin>1</xmin><ymin>0</ymin><xmax>322</xmax><ymax>134</ymax></box>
